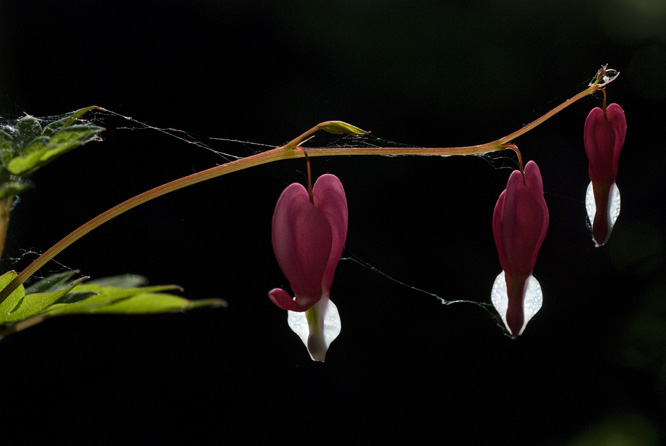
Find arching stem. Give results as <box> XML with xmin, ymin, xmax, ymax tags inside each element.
<box><xmin>0</xmin><ymin>67</ymin><xmax>618</xmax><ymax>303</ymax></box>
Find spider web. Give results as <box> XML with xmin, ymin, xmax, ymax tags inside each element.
<box><xmin>90</xmin><ymin>107</ymin><xmax>249</xmax><ymax>163</ymax></box>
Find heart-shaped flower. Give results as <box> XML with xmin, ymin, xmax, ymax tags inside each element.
<box><xmin>268</xmin><ymin>173</ymin><xmax>348</xmax><ymax>361</ymax></box>
<box><xmin>491</xmin><ymin>161</ymin><xmax>549</xmax><ymax>338</ymax></box>
<box><xmin>584</xmin><ymin>103</ymin><xmax>627</xmax><ymax>246</ymax></box>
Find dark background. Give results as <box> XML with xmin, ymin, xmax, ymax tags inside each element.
<box><xmin>1</xmin><ymin>1</ymin><xmax>665</xmax><ymax>444</ymax></box>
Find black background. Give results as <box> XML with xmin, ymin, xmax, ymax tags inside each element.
<box><xmin>1</xmin><ymin>1</ymin><xmax>665</xmax><ymax>445</ymax></box>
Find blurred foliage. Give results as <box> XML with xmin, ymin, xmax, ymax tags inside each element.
<box><xmin>566</xmin><ymin>413</ymin><xmax>660</xmax><ymax>446</ymax></box>
<box><xmin>605</xmin><ymin>220</ymin><xmax>666</xmax><ymax>382</ymax></box>
<box><xmin>606</xmin><ymin>220</ymin><xmax>665</xmax><ymax>275</ymax></box>
<box><xmin>621</xmin><ymin>283</ymin><xmax>666</xmax><ymax>372</ymax></box>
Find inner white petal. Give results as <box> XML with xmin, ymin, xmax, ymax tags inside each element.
<box><xmin>491</xmin><ymin>271</ymin><xmax>543</xmax><ymax>336</ymax></box>
<box><xmin>585</xmin><ymin>182</ymin><xmax>596</xmax><ymax>224</ymax></box>
<box><xmin>609</xmin><ymin>182</ymin><xmax>621</xmax><ymax>226</ymax></box>
<box><xmin>287</xmin><ymin>298</ymin><xmax>341</xmax><ymax>361</ymax></box>
<box><xmin>287</xmin><ymin>308</ymin><xmax>310</xmax><ymax>348</ymax></box>
<box><xmin>585</xmin><ymin>181</ymin><xmax>621</xmax><ymax>233</ymax></box>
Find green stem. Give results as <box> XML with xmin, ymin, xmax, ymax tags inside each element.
<box><xmin>0</xmin><ymin>197</ymin><xmax>14</xmax><ymax>262</ymax></box>
<box><xmin>500</xmin><ymin>82</ymin><xmax>599</xmax><ymax>144</ymax></box>
<box><xmin>0</xmin><ymin>67</ymin><xmax>615</xmax><ymax>304</ymax></box>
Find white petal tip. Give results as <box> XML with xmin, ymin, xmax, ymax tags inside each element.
<box><xmin>287</xmin><ymin>299</ymin><xmax>341</xmax><ymax>362</ymax></box>
<box><xmin>586</xmin><ymin>181</ymin><xmax>621</xmax><ymax>246</ymax></box>
<box><xmin>491</xmin><ymin>271</ymin><xmax>543</xmax><ymax>337</ymax></box>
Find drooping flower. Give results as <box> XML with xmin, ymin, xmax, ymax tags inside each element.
<box><xmin>491</xmin><ymin>161</ymin><xmax>549</xmax><ymax>338</ymax></box>
<box><xmin>268</xmin><ymin>173</ymin><xmax>348</xmax><ymax>361</ymax></box>
<box><xmin>584</xmin><ymin>103</ymin><xmax>627</xmax><ymax>246</ymax></box>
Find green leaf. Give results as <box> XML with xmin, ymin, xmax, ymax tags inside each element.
<box><xmin>42</xmin><ymin>106</ymin><xmax>99</xmax><ymax>136</ymax></box>
<box><xmin>15</xmin><ymin>116</ymin><xmax>43</xmax><ymax>147</ymax></box>
<box><xmin>0</xmin><ymin>180</ymin><xmax>31</xmax><ymax>200</ymax></box>
<box><xmin>2</xmin><ymin>277</ymin><xmax>86</xmax><ymax>323</ymax></box>
<box><xmin>7</xmin><ymin>125</ymin><xmax>103</xmax><ymax>175</ymax></box>
<box><xmin>1</xmin><ymin>107</ymin><xmax>103</xmax><ymax>178</ymax></box>
<box><xmin>61</xmin><ymin>292</ymin><xmax>224</xmax><ymax>315</ymax></box>
<box><xmin>0</xmin><ymin>167</ymin><xmax>31</xmax><ymax>199</ymax></box>
<box><xmin>22</xmin><ymin>136</ymin><xmax>50</xmax><ymax>155</ymax></box>
<box><xmin>0</xmin><ymin>271</ymin><xmax>26</xmax><ymax>323</ymax></box>
<box><xmin>24</xmin><ymin>270</ymin><xmax>80</xmax><ymax>294</ymax></box>
<box><xmin>0</xmin><ymin>270</ymin><xmax>226</xmax><ymax>338</ymax></box>
<box><xmin>319</xmin><ymin>121</ymin><xmax>367</xmax><ymax>135</ymax></box>
<box><xmin>87</xmin><ymin>274</ymin><xmax>148</xmax><ymax>288</ymax></box>
<box><xmin>46</xmin><ymin>282</ymin><xmax>225</xmax><ymax>316</ymax></box>
<box><xmin>0</xmin><ymin>130</ymin><xmax>14</xmax><ymax>163</ymax></box>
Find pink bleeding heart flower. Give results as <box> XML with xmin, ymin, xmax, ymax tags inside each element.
<box><xmin>584</xmin><ymin>103</ymin><xmax>627</xmax><ymax>246</ymax></box>
<box><xmin>491</xmin><ymin>160</ymin><xmax>549</xmax><ymax>338</ymax></box>
<box><xmin>268</xmin><ymin>173</ymin><xmax>348</xmax><ymax>361</ymax></box>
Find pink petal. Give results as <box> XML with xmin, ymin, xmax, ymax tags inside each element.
<box><xmin>268</xmin><ymin>288</ymin><xmax>310</xmax><ymax>312</ymax></box>
<box><xmin>492</xmin><ymin>189</ymin><xmax>508</xmax><ymax>271</ymax></box>
<box><xmin>607</xmin><ymin>103</ymin><xmax>627</xmax><ymax>174</ymax></box>
<box><xmin>584</xmin><ymin>104</ymin><xmax>626</xmax><ymax>246</ymax></box>
<box><xmin>584</xmin><ymin>104</ymin><xmax>626</xmax><ymax>184</ymax></box>
<box><xmin>524</xmin><ymin>159</ymin><xmax>545</xmax><ymax>197</ymax></box>
<box><xmin>312</xmin><ymin>174</ymin><xmax>348</xmax><ymax>293</ymax></box>
<box><xmin>271</xmin><ymin>183</ymin><xmax>332</xmax><ymax>310</ymax></box>
<box><xmin>493</xmin><ymin>161</ymin><xmax>549</xmax><ymax>276</ymax></box>
<box><xmin>492</xmin><ymin>161</ymin><xmax>549</xmax><ymax>337</ymax></box>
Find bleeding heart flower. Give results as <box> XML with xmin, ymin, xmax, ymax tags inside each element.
<box><xmin>584</xmin><ymin>103</ymin><xmax>627</xmax><ymax>246</ymax></box>
<box><xmin>491</xmin><ymin>160</ymin><xmax>549</xmax><ymax>338</ymax></box>
<box><xmin>268</xmin><ymin>173</ymin><xmax>348</xmax><ymax>361</ymax></box>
